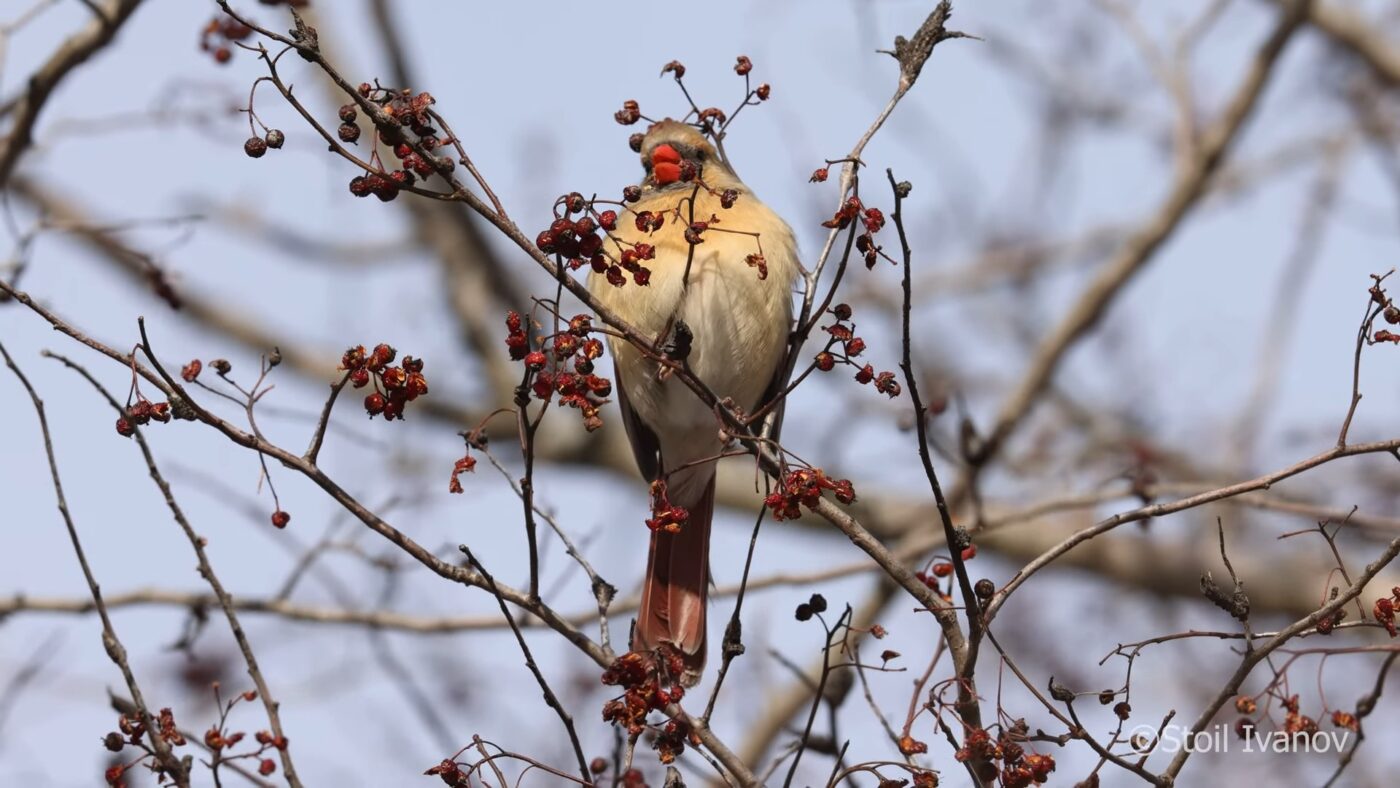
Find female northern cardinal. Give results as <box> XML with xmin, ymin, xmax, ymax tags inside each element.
<box><xmin>589</xmin><ymin>120</ymin><xmax>798</xmax><ymax>685</ymax></box>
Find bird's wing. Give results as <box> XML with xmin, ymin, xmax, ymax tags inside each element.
<box><xmin>755</xmin><ymin>354</ymin><xmax>791</xmax><ymax>447</ymax></box>
<box><xmin>614</xmin><ymin>363</ymin><xmax>661</xmax><ymax>482</ymax></box>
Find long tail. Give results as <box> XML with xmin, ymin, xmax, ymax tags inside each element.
<box><xmin>635</xmin><ymin>469</ymin><xmax>715</xmax><ymax>687</ymax></box>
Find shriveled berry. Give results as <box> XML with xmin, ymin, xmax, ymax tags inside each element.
<box><xmin>615</xmin><ymin>99</ymin><xmax>641</xmax><ymax>125</ymax></box>
<box><xmin>244</xmin><ymin>137</ymin><xmax>268</xmax><ymax>158</ymax></box>
<box><xmin>623</xmin><ymin>185</ymin><xmax>641</xmax><ymax>203</ymax></box>
<box><xmin>181</xmin><ymin>359</ymin><xmax>202</xmax><ymax>382</ymax></box>
<box><xmin>271</xmin><ymin>510</ymin><xmax>290</xmax><ymax>529</ymax></box>
<box><xmin>339</xmin><ymin>104</ymin><xmax>358</xmax><ymax>122</ymax></box>
<box><xmin>735</xmin><ymin>55</ymin><xmax>753</xmax><ymax>76</ymax></box>
<box><xmin>338</xmin><ymin>122</ymin><xmax>361</xmax><ymax>144</ymax></box>
<box><xmin>755</xmin><ymin>83</ymin><xmax>771</xmax><ymax>100</ymax></box>
<box><xmin>348</xmin><ymin>175</ymin><xmax>371</xmax><ymax>197</ymax></box>
<box><xmin>264</xmin><ymin>129</ymin><xmax>285</xmax><ymax>149</ymax></box>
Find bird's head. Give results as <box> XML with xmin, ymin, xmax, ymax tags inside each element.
<box><xmin>638</xmin><ymin>119</ymin><xmax>737</xmax><ymax>190</ymax></box>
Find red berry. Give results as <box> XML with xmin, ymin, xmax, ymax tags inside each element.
<box><xmin>364</xmin><ymin>392</ymin><xmax>386</xmax><ymax>415</ymax></box>
<box><xmin>598</xmin><ymin>210</ymin><xmax>618</xmax><ymax>231</ymax></box>
<box><xmin>735</xmin><ymin>55</ymin><xmax>753</xmax><ymax>76</ymax></box>
<box><xmin>271</xmin><ymin>510</ymin><xmax>290</xmax><ymax>529</ymax></box>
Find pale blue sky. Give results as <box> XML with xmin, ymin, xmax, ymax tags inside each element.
<box><xmin>2</xmin><ymin>1</ymin><xmax>1398</xmax><ymax>786</ymax></box>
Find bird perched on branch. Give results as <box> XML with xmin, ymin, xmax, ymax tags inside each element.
<box><xmin>589</xmin><ymin>120</ymin><xmax>798</xmax><ymax>686</ymax></box>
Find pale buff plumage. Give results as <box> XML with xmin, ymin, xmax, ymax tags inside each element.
<box><xmin>587</xmin><ymin>120</ymin><xmax>798</xmax><ymax>683</ymax></box>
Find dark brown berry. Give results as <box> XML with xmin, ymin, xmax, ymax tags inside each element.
<box><xmin>243</xmin><ymin>137</ymin><xmax>267</xmax><ymax>158</ymax></box>
<box><xmin>338</xmin><ymin>122</ymin><xmax>361</xmax><ymax>144</ymax></box>
<box><xmin>264</xmin><ymin>129</ymin><xmax>285</xmax><ymax>149</ymax></box>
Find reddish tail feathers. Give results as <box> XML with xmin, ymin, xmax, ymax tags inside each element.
<box><xmin>635</xmin><ymin>471</ymin><xmax>715</xmax><ymax>687</ymax></box>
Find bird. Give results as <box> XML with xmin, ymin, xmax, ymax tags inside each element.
<box><xmin>588</xmin><ymin>119</ymin><xmax>799</xmax><ymax>686</ymax></box>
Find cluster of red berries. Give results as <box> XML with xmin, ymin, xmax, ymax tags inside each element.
<box><xmin>616</xmin><ymin>56</ymin><xmax>769</xmax><ymax>132</ymax></box>
<box><xmin>1370</xmin><ymin>275</ymin><xmax>1400</xmax><ymax>342</ymax></box>
<box><xmin>814</xmin><ymin>304</ymin><xmax>901</xmax><ymax>398</ymax></box>
<box><xmin>115</xmin><ymin>397</ymin><xmax>172</xmax><ymax>437</ymax></box>
<box><xmin>102</xmin><ymin>708</ymin><xmax>187</xmax><ymax>787</ymax></box>
<box><xmin>645</xmin><ymin>479</ymin><xmax>690</xmax><ymax>534</ymax></box>
<box><xmin>914</xmin><ymin>545</ymin><xmax>977</xmax><ymax>592</ymax></box>
<box><xmin>1374</xmin><ymin>586</ymin><xmax>1399</xmax><ymax>637</ymax></box>
<box><xmin>1232</xmin><ymin>693</ymin><xmax>1359</xmax><ymax>746</ymax></box>
<box><xmin>949</xmin><ymin>727</ymin><xmax>1054</xmax><ymax>788</ymax></box>
<box><xmin>243</xmin><ymin>129</ymin><xmax>286</xmax><ymax>159</ymax></box>
<box><xmin>200</xmin><ymin>689</ymin><xmax>284</xmax><ymax>778</ymax></box>
<box><xmin>601</xmin><ymin>648</ymin><xmax>689</xmax><ymax>758</ymax></box>
<box><xmin>200</xmin><ymin>16</ymin><xmax>251</xmax><ymax>64</ymax></box>
<box><xmin>817</xmin><ymin>195</ymin><xmax>889</xmax><ymax>269</ymax></box>
<box><xmin>181</xmin><ymin>357</ymin><xmax>233</xmax><ymax>382</ymax></box>
<box><xmin>1280</xmin><ymin>694</ymin><xmax>1319</xmax><ymax>738</ymax></box>
<box><xmin>344</xmin><ymin>84</ymin><xmax>453</xmax><ymax>202</ymax></box>
<box><xmin>506</xmin><ymin>311</ymin><xmax>611</xmax><ymax>431</ymax></box>
<box><xmin>536</xmin><ymin>193</ymin><xmax>656</xmax><ymax>287</ymax></box>
<box><xmin>764</xmin><ymin>467</ymin><xmax>856</xmax><ymax>521</ymax></box>
<box><xmin>341</xmin><ymin>343</ymin><xmax>428</xmax><ymax>421</ymax></box>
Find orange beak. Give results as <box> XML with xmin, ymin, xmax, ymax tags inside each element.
<box><xmin>651</xmin><ymin>143</ymin><xmax>682</xmax><ymax>185</ymax></box>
